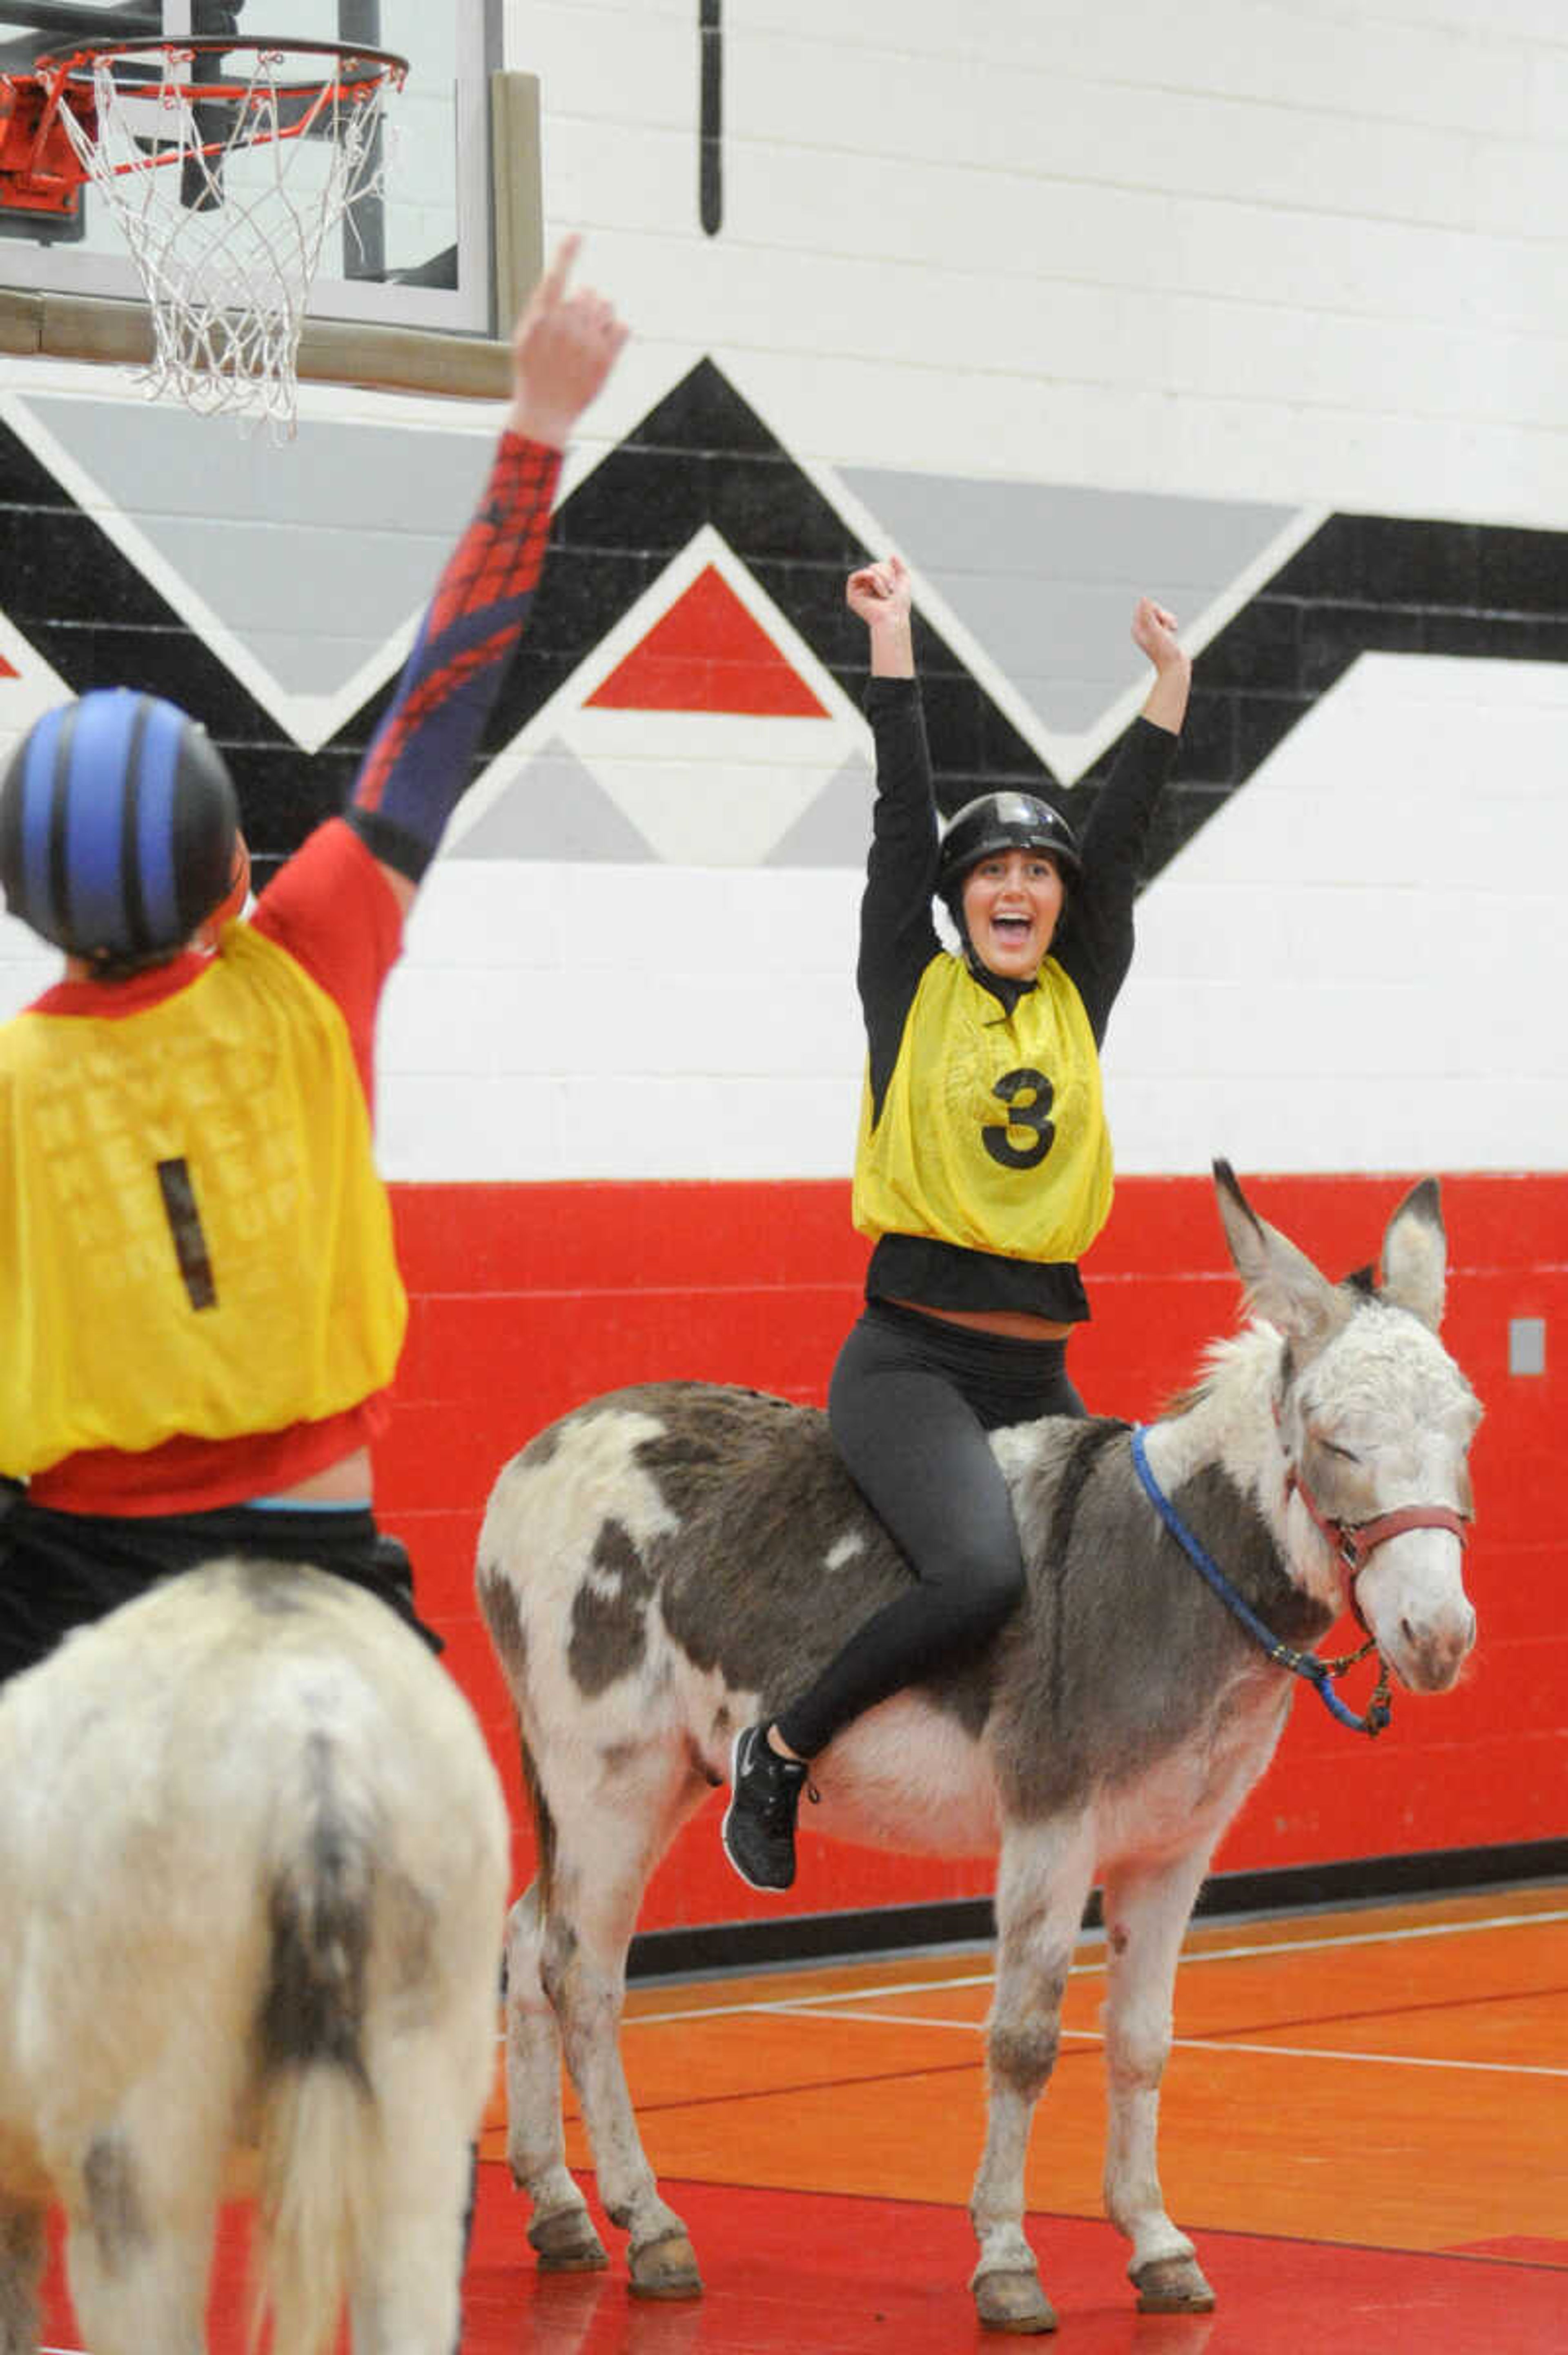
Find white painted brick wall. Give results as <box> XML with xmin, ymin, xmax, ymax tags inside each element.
<box><xmin>515</xmin><ymin>0</ymin><xmax>1568</xmax><ymax>520</ymax></box>
<box><xmin>359</xmin><ymin>651</ymin><xmax>1568</xmax><ymax>1181</ymax></box>
<box><xmin>1104</xmin><ymin>655</ymin><xmax>1568</xmax><ymax>1174</ymax></box>
<box><xmin>2</xmin><ymin>4</ymin><xmax>1564</xmax><ymax>1196</ymax></box>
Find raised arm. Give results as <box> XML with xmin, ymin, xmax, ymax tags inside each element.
<box><xmin>845</xmin><ymin>557</ymin><xmax>947</xmax><ymax>1109</ymax></box>
<box><xmin>347</xmin><ymin>238</ymin><xmax>628</xmax><ymax>913</ymax></box>
<box><xmin>1131</xmin><ymin>597</ymin><xmax>1191</xmax><ymax>737</ymax></box>
<box><xmin>849</xmin><ymin>555</ymin><xmax>916</xmax><ymax>682</ymax></box>
<box><xmin>1056</xmin><ymin>595</ymin><xmax>1190</xmax><ymax>1036</ymax></box>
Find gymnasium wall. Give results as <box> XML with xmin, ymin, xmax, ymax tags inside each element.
<box><xmin>1</xmin><ymin>1</ymin><xmax>1564</xmax><ymax>1938</ymax></box>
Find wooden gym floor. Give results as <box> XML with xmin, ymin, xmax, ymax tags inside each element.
<box><xmin>41</xmin><ymin>1880</ymin><xmax>1567</xmax><ymax>2351</ymax></box>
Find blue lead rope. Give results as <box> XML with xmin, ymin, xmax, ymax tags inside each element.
<box><xmin>1129</xmin><ymin>1425</ymin><xmax>1391</xmax><ymax>1739</ymax></box>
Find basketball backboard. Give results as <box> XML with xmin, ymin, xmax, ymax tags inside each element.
<box><xmin>0</xmin><ymin>0</ymin><xmax>515</xmax><ymax>342</ymax></box>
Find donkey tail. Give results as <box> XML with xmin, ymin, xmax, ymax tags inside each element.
<box><xmin>251</xmin><ymin>1742</ymin><xmax>380</xmax><ymax>2355</ymax></box>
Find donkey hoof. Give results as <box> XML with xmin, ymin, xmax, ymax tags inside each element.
<box><xmin>1132</xmin><ymin>2254</ymin><xmax>1216</xmax><ymax>2314</ymax></box>
<box><xmin>529</xmin><ymin>2205</ymin><xmax>609</xmax><ymax>2273</ymax></box>
<box><xmin>974</xmin><ymin>2270</ymin><xmax>1058</xmax><ymax>2333</ymax></box>
<box><xmin>628</xmin><ymin>2230</ymin><xmax>703</xmax><ymax>2300</ymax></box>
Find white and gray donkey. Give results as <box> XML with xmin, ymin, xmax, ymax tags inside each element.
<box><xmin>0</xmin><ymin>1558</ymin><xmax>510</xmax><ymax>2355</ymax></box>
<box><xmin>477</xmin><ymin>1165</ymin><xmax>1479</xmax><ymax>2333</ymax></box>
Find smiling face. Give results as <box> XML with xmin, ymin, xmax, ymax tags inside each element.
<box><xmin>960</xmin><ymin>848</ymin><xmax>1066</xmax><ymax>979</ymax></box>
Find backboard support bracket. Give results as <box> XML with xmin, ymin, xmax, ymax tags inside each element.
<box><xmin>0</xmin><ymin>281</ymin><xmax>517</xmax><ymax>397</ymax></box>
<box><xmin>490</xmin><ymin>69</ymin><xmax>542</xmax><ymax>337</ymax></box>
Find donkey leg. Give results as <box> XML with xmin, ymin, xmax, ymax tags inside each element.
<box><xmin>347</xmin><ymin>2044</ymin><xmax>476</xmax><ymax>2355</ymax></box>
<box><xmin>0</xmin><ymin>2196</ymin><xmax>47</xmax><ymax>2355</ymax></box>
<box><xmin>545</xmin><ymin>1762</ymin><xmax>708</xmax><ymax>2299</ymax></box>
<box><xmin>64</xmin><ymin>2159</ymin><xmax>214</xmax><ymax>2355</ymax></box>
<box><xmin>968</xmin><ymin>1824</ymin><xmax>1096</xmax><ymax>2334</ymax></box>
<box><xmin>504</xmin><ymin>1881</ymin><xmax>608</xmax><ymax>2273</ymax></box>
<box><xmin>1100</xmin><ymin>1848</ymin><xmax>1216</xmax><ymax>2315</ymax></box>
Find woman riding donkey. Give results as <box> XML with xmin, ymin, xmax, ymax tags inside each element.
<box><xmin>725</xmin><ymin>553</ymin><xmax>1191</xmax><ymax>1890</ymax></box>
<box><xmin>0</xmin><ymin>239</ymin><xmax>627</xmax><ymax>1684</ymax></box>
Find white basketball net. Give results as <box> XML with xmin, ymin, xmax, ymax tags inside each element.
<box><xmin>50</xmin><ymin>44</ymin><xmax>401</xmax><ymax>434</ymax></box>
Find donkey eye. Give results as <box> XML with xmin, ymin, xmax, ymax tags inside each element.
<box><xmin>1322</xmin><ymin>1439</ymin><xmax>1361</xmax><ymax>1464</ymax></box>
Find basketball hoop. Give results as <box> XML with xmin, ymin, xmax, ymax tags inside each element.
<box><xmin>22</xmin><ymin>37</ymin><xmax>408</xmax><ymax>433</ymax></box>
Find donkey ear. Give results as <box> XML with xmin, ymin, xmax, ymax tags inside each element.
<box><xmin>1212</xmin><ymin>1160</ymin><xmax>1353</xmax><ymax>1355</ymax></box>
<box><xmin>1380</xmin><ymin>1177</ymin><xmax>1446</xmax><ymax>1331</ymax></box>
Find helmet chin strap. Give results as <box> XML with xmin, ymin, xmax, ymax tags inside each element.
<box><xmin>962</xmin><ymin>939</ymin><xmax>1037</xmax><ymax>1005</ymax></box>
<box><xmin>949</xmin><ymin>879</ymin><xmax>1067</xmax><ymax>990</ymax></box>
<box><xmin>955</xmin><ymin>903</ymin><xmax>1054</xmax><ymax>1000</ymax></box>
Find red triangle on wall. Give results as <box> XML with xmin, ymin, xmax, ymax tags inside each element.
<box><xmin>586</xmin><ymin>565</ymin><xmax>828</xmax><ymax>717</ymax></box>
<box><xmin>0</xmin><ymin>655</ymin><xmax>17</xmax><ymax>679</ymax></box>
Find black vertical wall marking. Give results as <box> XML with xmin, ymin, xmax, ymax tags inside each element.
<box><xmin>700</xmin><ymin>1</ymin><xmax>722</xmax><ymax>236</ymax></box>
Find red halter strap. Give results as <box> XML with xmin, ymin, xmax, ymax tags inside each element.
<box><xmin>1271</xmin><ymin>1397</ymin><xmax>1471</xmax><ymax>1601</ymax></box>
<box><xmin>1284</xmin><ymin>1464</ymin><xmax>1472</xmax><ymax>1578</ymax></box>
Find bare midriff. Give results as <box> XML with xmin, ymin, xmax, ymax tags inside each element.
<box><xmin>266</xmin><ymin>1444</ymin><xmax>375</xmax><ymax>1505</ymax></box>
<box><xmin>885</xmin><ymin>1297</ymin><xmax>1075</xmax><ymax>1342</ymax></box>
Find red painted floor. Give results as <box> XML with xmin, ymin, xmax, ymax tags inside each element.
<box><xmin>463</xmin><ymin>2175</ymin><xmax>1568</xmax><ymax>2355</ymax></box>
<box><xmin>37</xmin><ymin>1886</ymin><xmax>1568</xmax><ymax>2350</ymax></box>
<box><xmin>40</xmin><ymin>2165</ymin><xmax>1568</xmax><ymax>2355</ymax></box>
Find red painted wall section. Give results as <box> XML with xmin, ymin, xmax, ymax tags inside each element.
<box><xmin>379</xmin><ymin>1172</ymin><xmax>1568</xmax><ymax>1933</ymax></box>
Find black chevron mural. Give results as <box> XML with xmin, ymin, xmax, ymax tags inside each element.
<box><xmin>2</xmin><ymin>359</ymin><xmax>1565</xmax><ymax>889</ymax></box>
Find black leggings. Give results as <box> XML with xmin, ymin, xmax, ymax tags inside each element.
<box><xmin>775</xmin><ymin>1299</ymin><xmax>1086</xmax><ymax>1760</ymax></box>
<box><xmin>0</xmin><ymin>1492</ymin><xmax>439</xmax><ymax>1687</ymax></box>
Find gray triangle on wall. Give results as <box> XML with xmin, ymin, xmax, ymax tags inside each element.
<box><xmin>764</xmin><ymin>751</ymin><xmax>877</xmax><ymax>868</ymax></box>
<box><xmin>841</xmin><ymin>466</ymin><xmax>1301</xmax><ymax>737</ymax></box>
<box><xmin>20</xmin><ymin>395</ymin><xmax>499</xmax><ymax>702</ymax></box>
<box><xmin>446</xmin><ymin>737</ymin><xmax>659</xmax><ymax>863</ymax></box>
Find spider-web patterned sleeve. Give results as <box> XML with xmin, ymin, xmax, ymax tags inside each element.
<box><xmin>345</xmin><ymin>432</ymin><xmax>564</xmax><ymax>881</ymax></box>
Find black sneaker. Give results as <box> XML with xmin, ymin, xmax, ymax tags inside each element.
<box><xmin>722</xmin><ymin>1724</ymin><xmax>811</xmax><ymax>1891</ymax></box>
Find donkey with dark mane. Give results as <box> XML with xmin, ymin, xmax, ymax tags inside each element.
<box><xmin>476</xmin><ymin>1165</ymin><xmax>1479</xmax><ymax>2331</ymax></box>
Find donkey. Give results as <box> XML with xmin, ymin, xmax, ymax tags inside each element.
<box><xmin>0</xmin><ymin>1557</ymin><xmax>510</xmax><ymax>2355</ymax></box>
<box><xmin>475</xmin><ymin>1165</ymin><xmax>1479</xmax><ymax>2332</ymax></box>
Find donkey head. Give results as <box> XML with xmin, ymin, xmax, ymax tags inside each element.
<box><xmin>1213</xmin><ymin>1161</ymin><xmax>1480</xmax><ymax>1695</ymax></box>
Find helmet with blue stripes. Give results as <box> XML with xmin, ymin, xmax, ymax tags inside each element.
<box><xmin>0</xmin><ymin>691</ymin><xmax>238</xmax><ymax>968</ymax></box>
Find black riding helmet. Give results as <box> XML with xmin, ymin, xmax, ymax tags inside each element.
<box><xmin>0</xmin><ymin>688</ymin><xmax>238</xmax><ymax>971</ymax></box>
<box><xmin>935</xmin><ymin>789</ymin><xmax>1081</xmax><ymax>923</ymax></box>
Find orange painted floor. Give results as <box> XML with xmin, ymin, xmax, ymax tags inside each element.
<box><xmin>41</xmin><ymin>1882</ymin><xmax>1568</xmax><ymax>2350</ymax></box>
